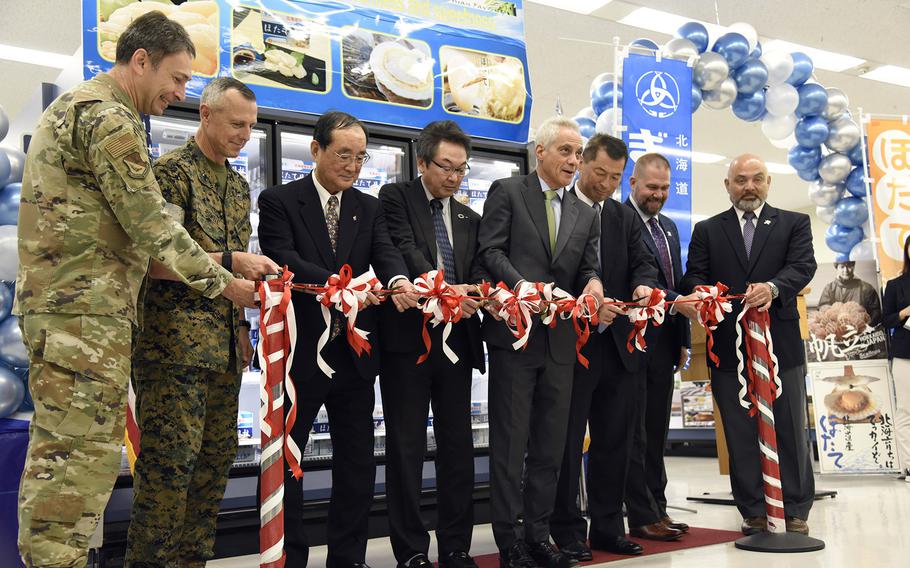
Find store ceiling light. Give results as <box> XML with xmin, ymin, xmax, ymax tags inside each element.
<box><xmin>0</xmin><ymin>43</ymin><xmax>72</xmax><ymax>69</ymax></box>
<box><xmin>689</xmin><ymin>151</ymin><xmax>726</xmax><ymax>164</ymax></box>
<box><xmin>765</xmin><ymin>161</ymin><xmax>797</xmax><ymax>175</ymax></box>
<box><xmin>527</xmin><ymin>0</ymin><xmax>613</xmax><ymax>15</ymax></box>
<box><xmin>761</xmin><ymin>39</ymin><xmax>865</xmax><ymax>72</ymax></box>
<box><xmin>860</xmin><ymin>65</ymin><xmax>910</xmax><ymax>88</ymax></box>
<box><xmin>617</xmin><ymin>8</ymin><xmax>725</xmax><ymax>39</ymax></box>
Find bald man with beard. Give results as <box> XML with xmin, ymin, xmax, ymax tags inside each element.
<box><xmin>679</xmin><ymin>154</ymin><xmax>817</xmax><ymax>536</ymax></box>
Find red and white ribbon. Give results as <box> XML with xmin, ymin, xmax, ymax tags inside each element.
<box><xmin>625</xmin><ymin>288</ymin><xmax>667</xmax><ymax>353</ymax></box>
<box><xmin>413</xmin><ymin>270</ymin><xmax>463</xmax><ymax>364</ymax></box>
<box><xmin>257</xmin><ymin>271</ymin><xmax>301</xmax><ymax>568</ymax></box>
<box><xmin>490</xmin><ymin>280</ymin><xmax>542</xmax><ymax>350</ymax></box>
<box><xmin>314</xmin><ymin>265</ymin><xmax>381</xmax><ymax>377</ymax></box>
<box><xmin>536</xmin><ymin>283</ymin><xmax>599</xmax><ymax>367</ymax></box>
<box><xmin>693</xmin><ymin>283</ymin><xmax>734</xmax><ymax>366</ymax></box>
<box><xmin>734</xmin><ymin>306</ymin><xmax>785</xmax><ymax>533</ymax></box>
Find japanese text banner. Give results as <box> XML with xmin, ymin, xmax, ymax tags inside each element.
<box><xmin>864</xmin><ymin>118</ymin><xmax>910</xmax><ymax>282</ymax></box>
<box><xmin>620</xmin><ymin>53</ymin><xmax>693</xmax><ymax>265</ymax></box>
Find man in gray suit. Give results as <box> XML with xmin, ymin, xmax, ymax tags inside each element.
<box><xmin>476</xmin><ymin>116</ymin><xmax>604</xmax><ymax>568</ymax></box>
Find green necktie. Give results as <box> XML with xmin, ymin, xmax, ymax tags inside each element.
<box><xmin>544</xmin><ymin>189</ymin><xmax>558</xmax><ymax>254</ymax></box>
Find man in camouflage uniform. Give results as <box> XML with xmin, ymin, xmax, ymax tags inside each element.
<box><xmin>14</xmin><ymin>13</ymin><xmax>267</xmax><ymax>568</ymax></box>
<box><xmin>124</xmin><ymin>77</ymin><xmax>275</xmax><ymax>568</ymax></box>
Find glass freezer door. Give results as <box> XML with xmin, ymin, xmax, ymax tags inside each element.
<box><xmin>279</xmin><ymin>130</ymin><xmax>407</xmax><ymax>199</ymax></box>
<box><xmin>457</xmin><ymin>153</ymin><xmax>522</xmax><ymax>215</ymax></box>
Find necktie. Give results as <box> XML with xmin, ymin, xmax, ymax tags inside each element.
<box><xmin>325</xmin><ymin>194</ymin><xmax>342</xmax><ymax>339</ymax></box>
<box><xmin>647</xmin><ymin>217</ymin><xmax>674</xmax><ymax>288</ymax></box>
<box><xmin>544</xmin><ymin>189</ymin><xmax>558</xmax><ymax>254</ymax></box>
<box><xmin>430</xmin><ymin>199</ymin><xmax>457</xmax><ymax>279</ymax></box>
<box><xmin>743</xmin><ymin>211</ymin><xmax>756</xmax><ymax>259</ymax></box>
<box><xmin>592</xmin><ymin>202</ymin><xmax>602</xmax><ymax>266</ymax></box>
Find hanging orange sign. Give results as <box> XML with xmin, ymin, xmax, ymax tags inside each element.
<box><xmin>865</xmin><ymin>118</ymin><xmax>910</xmax><ymax>282</ymax></box>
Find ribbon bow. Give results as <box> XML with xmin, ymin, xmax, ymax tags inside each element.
<box><xmin>693</xmin><ymin>282</ymin><xmax>734</xmax><ymax>366</ymax></box>
<box><xmin>491</xmin><ymin>281</ymin><xmax>542</xmax><ymax>350</ymax></box>
<box><xmin>315</xmin><ymin>264</ymin><xmax>381</xmax><ymax>377</ymax></box>
<box><xmin>626</xmin><ymin>288</ymin><xmax>667</xmax><ymax>353</ymax></box>
<box><xmin>413</xmin><ymin>270</ymin><xmax>464</xmax><ymax>364</ymax></box>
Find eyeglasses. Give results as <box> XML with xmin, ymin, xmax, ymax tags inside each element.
<box><xmin>431</xmin><ymin>159</ymin><xmax>470</xmax><ymax>177</ymax></box>
<box><xmin>332</xmin><ymin>150</ymin><xmax>371</xmax><ymax>165</ymax></box>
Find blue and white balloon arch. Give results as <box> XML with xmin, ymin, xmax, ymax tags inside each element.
<box><xmin>572</xmin><ymin>21</ymin><xmax>872</xmax><ymax>263</ymax></box>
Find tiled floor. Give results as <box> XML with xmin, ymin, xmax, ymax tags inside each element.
<box><xmin>210</xmin><ymin>456</ymin><xmax>910</xmax><ymax>567</ymax></box>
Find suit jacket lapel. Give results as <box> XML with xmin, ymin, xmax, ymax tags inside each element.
<box><xmin>554</xmin><ymin>190</ymin><xmax>578</xmax><ymax>260</ymax></box>
<box><xmin>335</xmin><ymin>188</ymin><xmax>361</xmax><ymax>265</ymax></box>
<box><xmin>298</xmin><ymin>176</ymin><xmax>335</xmax><ymax>268</ymax></box>
<box><xmin>451</xmin><ymin>201</ymin><xmax>471</xmax><ymax>282</ymax></box>
<box><xmin>408</xmin><ymin>178</ymin><xmax>438</xmax><ymax>266</ymax></box>
<box><xmin>720</xmin><ymin>207</ymin><xmax>749</xmax><ymax>272</ymax></box>
<box><xmin>627</xmin><ymin>199</ymin><xmax>660</xmax><ymax>259</ymax></box>
<box><xmin>746</xmin><ymin>205</ymin><xmax>779</xmax><ymax>275</ymax></box>
<box><xmin>520</xmin><ymin>172</ymin><xmax>552</xmax><ymax>259</ymax></box>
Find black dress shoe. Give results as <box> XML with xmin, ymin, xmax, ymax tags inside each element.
<box><xmin>590</xmin><ymin>536</ymin><xmax>643</xmax><ymax>556</ymax></box>
<box><xmin>559</xmin><ymin>541</ymin><xmax>592</xmax><ymax>562</ymax></box>
<box><xmin>441</xmin><ymin>551</ymin><xmax>479</xmax><ymax>568</ymax></box>
<box><xmin>398</xmin><ymin>554</ymin><xmax>433</xmax><ymax>568</ymax></box>
<box><xmin>526</xmin><ymin>541</ymin><xmax>573</xmax><ymax>568</ymax></box>
<box><xmin>349</xmin><ymin>564</ymin><xmax>372</xmax><ymax>568</ymax></box>
<box><xmin>499</xmin><ymin>541</ymin><xmax>536</xmax><ymax>568</ymax></box>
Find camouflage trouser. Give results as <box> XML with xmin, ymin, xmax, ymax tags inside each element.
<box><xmin>123</xmin><ymin>363</ymin><xmax>241</xmax><ymax>568</ymax></box>
<box><xmin>17</xmin><ymin>313</ymin><xmax>133</xmax><ymax>568</ymax></box>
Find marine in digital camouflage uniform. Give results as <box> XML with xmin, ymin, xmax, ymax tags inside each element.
<box><xmin>124</xmin><ymin>78</ymin><xmax>260</xmax><ymax>568</ymax></box>
<box><xmin>14</xmin><ymin>13</ymin><xmax>257</xmax><ymax>568</ymax></box>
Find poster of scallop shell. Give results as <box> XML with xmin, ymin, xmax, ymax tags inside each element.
<box><xmin>440</xmin><ymin>45</ymin><xmax>526</xmax><ymax>123</ymax></box>
<box><xmin>341</xmin><ymin>29</ymin><xmax>434</xmax><ymax>109</ymax></box>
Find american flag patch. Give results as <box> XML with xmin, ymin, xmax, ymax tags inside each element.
<box><xmin>104</xmin><ymin>131</ymin><xmax>137</xmax><ymax>159</ymax></box>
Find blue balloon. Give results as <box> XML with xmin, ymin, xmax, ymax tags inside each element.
<box><xmin>796</xmin><ymin>167</ymin><xmax>821</xmax><ymax>182</ymax></box>
<box><xmin>788</xmin><ymin>145</ymin><xmax>822</xmax><ymax>172</ymax></box>
<box><xmin>631</xmin><ymin>38</ymin><xmax>660</xmax><ymax>51</ymax></box>
<box><xmin>676</xmin><ymin>21</ymin><xmax>710</xmax><ymax>53</ymax></box>
<box><xmin>794</xmin><ymin>116</ymin><xmax>830</xmax><ymax>147</ymax></box>
<box><xmin>0</xmin><ymin>284</ymin><xmax>11</xmax><ymax>323</ymax></box>
<box><xmin>825</xmin><ymin>223</ymin><xmax>864</xmax><ymax>254</ymax></box>
<box><xmin>712</xmin><ymin>32</ymin><xmax>751</xmax><ymax>69</ymax></box>
<box><xmin>0</xmin><ymin>316</ymin><xmax>27</xmax><ymax>368</ymax></box>
<box><xmin>578</xmin><ymin>122</ymin><xmax>595</xmax><ymax>139</ymax></box>
<box><xmin>14</xmin><ymin>367</ymin><xmax>31</xmax><ymax>412</ymax></box>
<box><xmin>787</xmin><ymin>52</ymin><xmax>814</xmax><ymax>86</ymax></box>
<box><xmin>691</xmin><ymin>84</ymin><xmax>703</xmax><ymax>113</ymax></box>
<box><xmin>0</xmin><ymin>182</ymin><xmax>21</xmax><ymax>226</ymax></box>
<box><xmin>0</xmin><ymin>150</ymin><xmax>10</xmax><ymax>188</ymax></box>
<box><xmin>0</xmin><ymin>365</ymin><xmax>24</xmax><ymax>418</ymax></box>
<box><xmin>833</xmin><ymin>197</ymin><xmax>869</xmax><ymax>228</ymax></box>
<box><xmin>847</xmin><ymin>143</ymin><xmax>865</xmax><ymax>165</ymax></box>
<box><xmin>835</xmin><ymin>253</ymin><xmax>851</xmax><ymax>263</ymax></box>
<box><xmin>733</xmin><ymin>58</ymin><xmax>768</xmax><ymax>94</ymax></box>
<box><xmin>591</xmin><ymin>81</ymin><xmax>622</xmax><ymax>116</ymax></box>
<box><xmin>732</xmin><ymin>90</ymin><xmax>765</xmax><ymax>121</ymax></box>
<box><xmin>750</xmin><ymin>41</ymin><xmax>763</xmax><ymax>59</ymax></box>
<box><xmin>796</xmin><ymin>83</ymin><xmax>828</xmax><ymax>117</ymax></box>
<box><xmin>845</xmin><ymin>167</ymin><xmax>866</xmax><ymax>197</ymax></box>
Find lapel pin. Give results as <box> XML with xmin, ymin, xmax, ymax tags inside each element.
<box><xmin>353</xmin><ymin>215</ymin><xmax>358</xmax><ymax>221</ymax></box>
<box><xmin>666</xmin><ymin>231</ymin><xmax>673</xmax><ymax>237</ymax></box>
<box><xmin>457</xmin><ymin>213</ymin><xmax>467</xmax><ymax>219</ymax></box>
<box><xmin>764</xmin><ymin>219</ymin><xmax>771</xmax><ymax>225</ymax></box>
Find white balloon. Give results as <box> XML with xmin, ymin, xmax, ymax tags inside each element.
<box><xmin>816</xmin><ymin>205</ymin><xmax>836</xmax><ymax>224</ymax></box>
<box><xmin>0</xmin><ymin>146</ymin><xmax>25</xmax><ymax>184</ymax></box>
<box><xmin>761</xmin><ymin>51</ymin><xmax>794</xmax><ymax>85</ymax></box>
<box><xmin>818</xmin><ymin>153</ymin><xmax>853</xmax><ymax>184</ymax></box>
<box><xmin>765</xmin><ymin>83</ymin><xmax>799</xmax><ymax>116</ymax></box>
<box><xmin>0</xmin><ymin>105</ymin><xmax>8</xmax><ymax>143</ymax></box>
<box><xmin>702</xmin><ymin>78</ymin><xmax>737</xmax><ymax>110</ymax></box>
<box><xmin>595</xmin><ymin>108</ymin><xmax>623</xmax><ymax>135</ymax></box>
<box><xmin>761</xmin><ymin>113</ymin><xmax>798</xmax><ymax>140</ymax></box>
<box><xmin>825</xmin><ymin>116</ymin><xmax>861</xmax><ymax>153</ymax></box>
<box><xmin>0</xmin><ymin>225</ymin><xmax>17</xmax><ymax>280</ymax></box>
<box><xmin>728</xmin><ymin>22</ymin><xmax>759</xmax><ymax>53</ymax></box>
<box><xmin>590</xmin><ymin>72</ymin><xmax>614</xmax><ymax>97</ymax></box>
<box><xmin>824</xmin><ymin>87</ymin><xmax>850</xmax><ymax>121</ymax></box>
<box><xmin>663</xmin><ymin>38</ymin><xmax>699</xmax><ymax>60</ymax></box>
<box><xmin>849</xmin><ymin>240</ymin><xmax>875</xmax><ymax>261</ymax></box>
<box><xmin>769</xmin><ymin>132</ymin><xmax>798</xmax><ymax>149</ymax></box>
<box><xmin>807</xmin><ymin>180</ymin><xmax>845</xmax><ymax>207</ymax></box>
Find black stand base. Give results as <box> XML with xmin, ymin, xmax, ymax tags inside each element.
<box><xmin>687</xmin><ymin>490</ymin><xmax>837</xmax><ymax>506</ymax></box>
<box><xmin>735</xmin><ymin>531</ymin><xmax>826</xmax><ymax>553</ymax></box>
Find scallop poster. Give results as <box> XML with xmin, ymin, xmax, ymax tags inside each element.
<box><xmin>342</xmin><ymin>30</ymin><xmax>434</xmax><ymax>109</ymax></box>
<box><xmin>809</xmin><ymin>360</ymin><xmax>899</xmax><ymax>474</ymax></box>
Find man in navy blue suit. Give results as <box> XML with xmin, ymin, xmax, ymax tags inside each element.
<box><xmin>622</xmin><ymin>153</ymin><xmax>692</xmax><ymax>541</ymax></box>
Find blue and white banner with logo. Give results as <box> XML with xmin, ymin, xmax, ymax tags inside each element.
<box><xmin>620</xmin><ymin>53</ymin><xmax>693</xmax><ymax>265</ymax></box>
<box><xmin>84</xmin><ymin>0</ymin><xmax>531</xmax><ymax>143</ymax></box>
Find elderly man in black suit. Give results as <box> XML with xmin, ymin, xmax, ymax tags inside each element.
<box><xmin>258</xmin><ymin>111</ymin><xmax>419</xmax><ymax>568</ymax></box>
<box><xmin>377</xmin><ymin>120</ymin><xmax>486</xmax><ymax>568</ymax></box>
<box><xmin>622</xmin><ymin>153</ymin><xmax>692</xmax><ymax>542</ymax></box>
<box><xmin>476</xmin><ymin>116</ymin><xmax>604</xmax><ymax>568</ymax></box>
<box><xmin>680</xmin><ymin>153</ymin><xmax>817</xmax><ymax>536</ymax></box>
<box><xmin>550</xmin><ymin>135</ymin><xmax>659</xmax><ymax>559</ymax></box>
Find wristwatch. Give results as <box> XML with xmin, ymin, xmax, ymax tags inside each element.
<box><xmin>766</xmin><ymin>281</ymin><xmax>779</xmax><ymax>300</ymax></box>
<box><xmin>222</xmin><ymin>250</ymin><xmax>233</xmax><ymax>272</ymax></box>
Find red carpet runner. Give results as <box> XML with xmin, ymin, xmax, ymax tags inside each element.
<box><xmin>466</xmin><ymin>528</ymin><xmax>743</xmax><ymax>567</ymax></box>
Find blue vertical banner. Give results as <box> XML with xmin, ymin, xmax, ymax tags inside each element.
<box><xmin>620</xmin><ymin>53</ymin><xmax>693</xmax><ymax>265</ymax></box>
